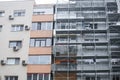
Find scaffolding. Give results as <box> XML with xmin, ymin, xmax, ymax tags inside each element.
<box><xmin>53</xmin><ymin>0</ymin><xmax>120</xmax><ymax>80</ymax></box>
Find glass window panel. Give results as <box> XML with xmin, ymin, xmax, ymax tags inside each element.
<box><xmin>39</xmin><ymin>74</ymin><xmax>43</xmax><ymax>80</ymax></box>
<box><xmin>33</xmin><ymin>74</ymin><xmax>37</xmax><ymax>80</ymax></box>
<box><xmin>28</xmin><ymin>56</ymin><xmax>51</xmax><ymax>64</ymax></box>
<box><xmin>47</xmin><ymin>22</ymin><xmax>52</xmax><ymax>30</ymax></box>
<box><xmin>32</xmin><ymin>23</ymin><xmax>37</xmax><ymax>30</ymax></box>
<box><xmin>46</xmin><ymin>39</ymin><xmax>51</xmax><ymax>46</ymax></box>
<box><xmin>44</xmin><ymin>74</ymin><xmax>49</xmax><ymax>80</ymax></box>
<box><xmin>30</xmin><ymin>39</ymin><xmax>35</xmax><ymax>47</ymax></box>
<box><xmin>11</xmin><ymin>25</ymin><xmax>24</xmax><ymax>31</ymax></box>
<box><xmin>29</xmin><ymin>56</ymin><xmax>39</xmax><ymax>64</ymax></box>
<box><xmin>14</xmin><ymin>10</ymin><xmax>25</xmax><ymax>16</ymax></box>
<box><xmin>7</xmin><ymin>58</ymin><xmax>20</xmax><ymax>65</ymax></box>
<box><xmin>7</xmin><ymin>59</ymin><xmax>15</xmax><ymax>64</ymax></box>
<box><xmin>35</xmin><ymin>40</ymin><xmax>40</xmax><ymax>47</ymax></box>
<box><xmin>27</xmin><ymin>74</ymin><xmax>32</xmax><ymax>80</ymax></box>
<box><xmin>9</xmin><ymin>42</ymin><xmax>16</xmax><ymax>48</ymax></box>
<box><xmin>41</xmin><ymin>40</ymin><xmax>45</xmax><ymax>47</ymax></box>
<box><xmin>41</xmin><ymin>23</ymin><xmax>46</xmax><ymax>30</ymax></box>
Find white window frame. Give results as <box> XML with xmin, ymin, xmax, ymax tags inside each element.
<box><xmin>14</xmin><ymin>10</ymin><xmax>25</xmax><ymax>17</ymax></box>
<box><xmin>28</xmin><ymin>55</ymin><xmax>51</xmax><ymax>64</ymax></box>
<box><xmin>7</xmin><ymin>58</ymin><xmax>20</xmax><ymax>65</ymax></box>
<box><xmin>11</xmin><ymin>25</ymin><xmax>24</xmax><ymax>32</ymax></box>
<box><xmin>9</xmin><ymin>41</ymin><xmax>22</xmax><ymax>48</ymax></box>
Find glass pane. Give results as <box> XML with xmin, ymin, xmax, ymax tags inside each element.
<box><xmin>14</xmin><ymin>76</ymin><xmax>18</xmax><ymax>80</ymax></box>
<box><xmin>41</xmin><ymin>40</ymin><xmax>45</xmax><ymax>47</ymax></box>
<box><xmin>29</xmin><ymin>56</ymin><xmax>39</xmax><ymax>64</ymax></box>
<box><xmin>9</xmin><ymin>42</ymin><xmax>16</xmax><ymax>48</ymax></box>
<box><xmin>32</xmin><ymin>23</ymin><xmax>37</xmax><ymax>30</ymax></box>
<box><xmin>7</xmin><ymin>59</ymin><xmax>15</xmax><ymax>64</ymax></box>
<box><xmin>15</xmin><ymin>58</ymin><xmax>20</xmax><ymax>64</ymax></box>
<box><xmin>46</xmin><ymin>39</ymin><xmax>51</xmax><ymax>46</ymax></box>
<box><xmin>37</xmin><ymin>22</ymin><xmax>41</xmax><ymax>30</ymax></box>
<box><xmin>27</xmin><ymin>74</ymin><xmax>32</xmax><ymax>80</ymax></box>
<box><xmin>33</xmin><ymin>74</ymin><xmax>37</xmax><ymax>80</ymax></box>
<box><xmin>17</xmin><ymin>41</ymin><xmax>22</xmax><ymax>47</ymax></box>
<box><xmin>30</xmin><ymin>39</ymin><xmax>35</xmax><ymax>47</ymax></box>
<box><xmin>47</xmin><ymin>22</ymin><xmax>52</xmax><ymax>30</ymax></box>
<box><xmin>39</xmin><ymin>74</ymin><xmax>43</xmax><ymax>80</ymax></box>
<box><xmin>41</xmin><ymin>23</ymin><xmax>46</xmax><ymax>30</ymax></box>
<box><xmin>40</xmin><ymin>56</ymin><xmax>51</xmax><ymax>64</ymax></box>
<box><xmin>35</xmin><ymin>40</ymin><xmax>40</xmax><ymax>47</ymax></box>
<box><xmin>44</xmin><ymin>74</ymin><xmax>49</xmax><ymax>80</ymax></box>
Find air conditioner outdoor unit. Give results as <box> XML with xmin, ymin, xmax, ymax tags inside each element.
<box><xmin>13</xmin><ymin>46</ymin><xmax>20</xmax><ymax>51</ymax></box>
<box><xmin>22</xmin><ymin>60</ymin><xmax>27</xmax><ymax>66</ymax></box>
<box><xmin>1</xmin><ymin>60</ymin><xmax>6</xmax><ymax>65</ymax></box>
<box><xmin>25</xmin><ymin>25</ymin><xmax>30</xmax><ymax>30</ymax></box>
<box><xmin>9</xmin><ymin>15</ymin><xmax>14</xmax><ymax>20</ymax></box>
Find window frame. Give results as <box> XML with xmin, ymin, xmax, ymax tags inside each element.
<box><xmin>30</xmin><ymin>38</ymin><xmax>51</xmax><ymax>47</ymax></box>
<box><xmin>28</xmin><ymin>55</ymin><xmax>51</xmax><ymax>64</ymax></box>
<box><xmin>14</xmin><ymin>10</ymin><xmax>25</xmax><ymax>17</ymax></box>
<box><xmin>5</xmin><ymin>76</ymin><xmax>18</xmax><ymax>80</ymax></box>
<box><xmin>9</xmin><ymin>41</ymin><xmax>22</xmax><ymax>48</ymax></box>
<box><xmin>32</xmin><ymin>22</ymin><xmax>53</xmax><ymax>30</ymax></box>
<box><xmin>7</xmin><ymin>58</ymin><xmax>20</xmax><ymax>65</ymax></box>
<box><xmin>11</xmin><ymin>24</ymin><xmax>24</xmax><ymax>32</ymax></box>
<box><xmin>27</xmin><ymin>73</ymin><xmax>50</xmax><ymax>80</ymax></box>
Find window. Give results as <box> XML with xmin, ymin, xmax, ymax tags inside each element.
<box><xmin>33</xmin><ymin>7</ymin><xmax>53</xmax><ymax>15</ymax></box>
<box><xmin>7</xmin><ymin>58</ymin><xmax>20</xmax><ymax>65</ymax></box>
<box><xmin>30</xmin><ymin>38</ymin><xmax>51</xmax><ymax>47</ymax></box>
<box><xmin>14</xmin><ymin>10</ymin><xmax>25</xmax><ymax>16</ymax></box>
<box><xmin>11</xmin><ymin>25</ymin><xmax>24</xmax><ymax>31</ymax></box>
<box><xmin>5</xmin><ymin>76</ymin><xmax>18</xmax><ymax>80</ymax></box>
<box><xmin>27</xmin><ymin>73</ymin><xmax>50</xmax><ymax>80</ymax></box>
<box><xmin>0</xmin><ymin>25</ymin><xmax>2</xmax><ymax>31</ymax></box>
<box><xmin>9</xmin><ymin>41</ymin><xmax>22</xmax><ymax>48</ymax></box>
<box><xmin>0</xmin><ymin>11</ymin><xmax>5</xmax><ymax>17</ymax></box>
<box><xmin>28</xmin><ymin>55</ymin><xmax>51</xmax><ymax>64</ymax></box>
<box><xmin>32</xmin><ymin>22</ymin><xmax>41</xmax><ymax>30</ymax></box>
<box><xmin>32</xmin><ymin>22</ymin><xmax>53</xmax><ymax>30</ymax></box>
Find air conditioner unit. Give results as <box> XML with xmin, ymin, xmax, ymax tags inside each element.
<box><xmin>13</xmin><ymin>46</ymin><xmax>20</xmax><ymax>51</ymax></box>
<box><xmin>1</xmin><ymin>60</ymin><xmax>6</xmax><ymax>65</ymax></box>
<box><xmin>25</xmin><ymin>25</ymin><xmax>30</xmax><ymax>31</ymax></box>
<box><xmin>22</xmin><ymin>60</ymin><xmax>27</xmax><ymax>66</ymax></box>
<box><xmin>9</xmin><ymin>15</ymin><xmax>14</xmax><ymax>20</ymax></box>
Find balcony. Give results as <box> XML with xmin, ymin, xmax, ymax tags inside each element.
<box><xmin>54</xmin><ymin>63</ymin><xmax>110</xmax><ymax>72</ymax></box>
<box><xmin>55</xmin><ymin>39</ymin><xmax>108</xmax><ymax>45</ymax></box>
<box><xmin>55</xmin><ymin>29</ymin><xmax>107</xmax><ymax>35</ymax></box>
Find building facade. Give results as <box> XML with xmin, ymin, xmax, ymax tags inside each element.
<box><xmin>0</xmin><ymin>0</ymin><xmax>120</xmax><ymax>80</ymax></box>
<box><xmin>0</xmin><ymin>1</ymin><xmax>34</xmax><ymax>80</ymax></box>
<box><xmin>53</xmin><ymin>0</ymin><xmax>120</xmax><ymax>80</ymax></box>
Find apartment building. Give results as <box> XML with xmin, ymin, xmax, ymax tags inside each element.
<box><xmin>0</xmin><ymin>0</ymin><xmax>120</xmax><ymax>80</ymax></box>
<box><xmin>53</xmin><ymin>0</ymin><xmax>120</xmax><ymax>80</ymax></box>
<box><xmin>0</xmin><ymin>0</ymin><xmax>54</xmax><ymax>80</ymax></box>
<box><xmin>0</xmin><ymin>0</ymin><xmax>34</xmax><ymax>80</ymax></box>
<box><xmin>27</xmin><ymin>4</ymin><xmax>54</xmax><ymax>80</ymax></box>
